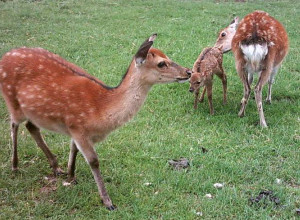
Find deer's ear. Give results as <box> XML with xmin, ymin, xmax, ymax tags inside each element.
<box><xmin>229</xmin><ymin>17</ymin><xmax>239</xmax><ymax>29</ymax></box>
<box><xmin>135</xmin><ymin>33</ymin><xmax>157</xmax><ymax>66</ymax></box>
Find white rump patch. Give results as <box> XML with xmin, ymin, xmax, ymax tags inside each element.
<box><xmin>240</xmin><ymin>43</ymin><xmax>268</xmax><ymax>72</ymax></box>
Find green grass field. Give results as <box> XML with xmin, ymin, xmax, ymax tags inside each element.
<box><xmin>0</xmin><ymin>0</ymin><xmax>299</xmax><ymax>219</ymax></box>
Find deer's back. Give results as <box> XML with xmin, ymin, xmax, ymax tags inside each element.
<box><xmin>232</xmin><ymin>11</ymin><xmax>289</xmax><ymax>64</ymax></box>
<box><xmin>0</xmin><ymin>48</ymin><xmax>111</xmax><ymax>134</ymax></box>
<box><xmin>192</xmin><ymin>47</ymin><xmax>223</xmax><ymax>74</ymax></box>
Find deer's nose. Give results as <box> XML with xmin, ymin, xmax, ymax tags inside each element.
<box><xmin>189</xmin><ymin>88</ymin><xmax>194</xmax><ymax>93</ymax></box>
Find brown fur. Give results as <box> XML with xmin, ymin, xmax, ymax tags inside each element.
<box><xmin>0</xmin><ymin>35</ymin><xmax>190</xmax><ymax>210</ymax></box>
<box><xmin>189</xmin><ymin>47</ymin><xmax>227</xmax><ymax>115</ymax></box>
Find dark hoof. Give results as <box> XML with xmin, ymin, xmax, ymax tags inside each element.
<box><xmin>106</xmin><ymin>205</ymin><xmax>117</xmax><ymax>211</ymax></box>
<box><xmin>12</xmin><ymin>167</ymin><xmax>19</xmax><ymax>172</ymax></box>
<box><xmin>54</xmin><ymin>168</ymin><xmax>66</xmax><ymax>176</ymax></box>
<box><xmin>67</xmin><ymin>178</ymin><xmax>78</xmax><ymax>185</ymax></box>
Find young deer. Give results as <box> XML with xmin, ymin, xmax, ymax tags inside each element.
<box><xmin>189</xmin><ymin>46</ymin><xmax>227</xmax><ymax>115</ymax></box>
<box><xmin>189</xmin><ymin>17</ymin><xmax>239</xmax><ymax>114</ymax></box>
<box><xmin>231</xmin><ymin>11</ymin><xmax>289</xmax><ymax>127</ymax></box>
<box><xmin>0</xmin><ymin>34</ymin><xmax>191</xmax><ymax>210</ymax></box>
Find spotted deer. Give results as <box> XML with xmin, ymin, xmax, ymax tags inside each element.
<box><xmin>189</xmin><ymin>46</ymin><xmax>227</xmax><ymax>115</ymax></box>
<box><xmin>0</xmin><ymin>34</ymin><xmax>191</xmax><ymax>210</ymax></box>
<box><xmin>188</xmin><ymin>17</ymin><xmax>239</xmax><ymax>114</ymax></box>
<box><xmin>231</xmin><ymin>11</ymin><xmax>289</xmax><ymax>127</ymax></box>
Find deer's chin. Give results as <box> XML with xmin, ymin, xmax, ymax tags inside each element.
<box><xmin>222</xmin><ymin>48</ymin><xmax>232</xmax><ymax>53</ymax></box>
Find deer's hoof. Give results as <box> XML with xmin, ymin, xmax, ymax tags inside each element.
<box><xmin>54</xmin><ymin>167</ymin><xmax>65</xmax><ymax>176</ymax></box>
<box><xmin>12</xmin><ymin>167</ymin><xmax>19</xmax><ymax>172</ymax></box>
<box><xmin>238</xmin><ymin>110</ymin><xmax>245</xmax><ymax>118</ymax></box>
<box><xmin>106</xmin><ymin>205</ymin><xmax>117</xmax><ymax>211</ymax></box>
<box><xmin>260</xmin><ymin>122</ymin><xmax>268</xmax><ymax>128</ymax></box>
<box><xmin>265</xmin><ymin>100</ymin><xmax>271</xmax><ymax>105</ymax></box>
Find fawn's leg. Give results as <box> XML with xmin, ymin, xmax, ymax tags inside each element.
<box><xmin>216</xmin><ymin>69</ymin><xmax>227</xmax><ymax>105</ymax></box>
<box><xmin>72</xmin><ymin>134</ymin><xmax>115</xmax><ymax>210</ymax></box>
<box><xmin>25</xmin><ymin>121</ymin><xmax>63</xmax><ymax>175</ymax></box>
<box><xmin>67</xmin><ymin>139</ymin><xmax>79</xmax><ymax>183</ymax></box>
<box><xmin>194</xmin><ymin>88</ymin><xmax>200</xmax><ymax>109</ymax></box>
<box><xmin>206</xmin><ymin>83</ymin><xmax>214</xmax><ymax>115</ymax></box>
<box><xmin>11</xmin><ymin>121</ymin><xmax>19</xmax><ymax>171</ymax></box>
<box><xmin>199</xmin><ymin>87</ymin><xmax>206</xmax><ymax>103</ymax></box>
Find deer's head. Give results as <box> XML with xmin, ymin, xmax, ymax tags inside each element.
<box><xmin>215</xmin><ymin>17</ymin><xmax>239</xmax><ymax>53</ymax></box>
<box><xmin>133</xmin><ymin>34</ymin><xmax>191</xmax><ymax>85</ymax></box>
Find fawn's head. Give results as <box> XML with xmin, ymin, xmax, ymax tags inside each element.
<box><xmin>215</xmin><ymin>17</ymin><xmax>239</xmax><ymax>53</ymax></box>
<box><xmin>189</xmin><ymin>72</ymin><xmax>205</xmax><ymax>93</ymax></box>
<box><xmin>133</xmin><ymin>34</ymin><xmax>191</xmax><ymax>85</ymax></box>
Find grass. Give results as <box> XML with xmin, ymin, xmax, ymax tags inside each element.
<box><xmin>0</xmin><ymin>0</ymin><xmax>299</xmax><ymax>219</ymax></box>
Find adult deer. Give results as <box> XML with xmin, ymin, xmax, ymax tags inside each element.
<box><xmin>0</xmin><ymin>34</ymin><xmax>191</xmax><ymax>210</ymax></box>
<box><xmin>231</xmin><ymin>11</ymin><xmax>289</xmax><ymax>127</ymax></box>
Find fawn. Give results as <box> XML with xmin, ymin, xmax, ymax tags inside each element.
<box><xmin>231</xmin><ymin>11</ymin><xmax>289</xmax><ymax>127</ymax></box>
<box><xmin>189</xmin><ymin>17</ymin><xmax>239</xmax><ymax>114</ymax></box>
<box><xmin>0</xmin><ymin>34</ymin><xmax>191</xmax><ymax>210</ymax></box>
<box><xmin>189</xmin><ymin>46</ymin><xmax>226</xmax><ymax>114</ymax></box>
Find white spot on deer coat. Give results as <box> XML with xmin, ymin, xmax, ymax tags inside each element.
<box><xmin>2</xmin><ymin>72</ymin><xmax>7</xmax><ymax>78</ymax></box>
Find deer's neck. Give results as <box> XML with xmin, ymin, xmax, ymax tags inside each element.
<box><xmin>103</xmin><ymin>63</ymin><xmax>152</xmax><ymax>130</ymax></box>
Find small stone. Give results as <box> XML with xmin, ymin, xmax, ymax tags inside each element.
<box><xmin>144</xmin><ymin>182</ymin><xmax>152</xmax><ymax>186</ymax></box>
<box><xmin>213</xmin><ymin>183</ymin><xmax>224</xmax><ymax>188</ymax></box>
<box><xmin>195</xmin><ymin>211</ymin><xmax>203</xmax><ymax>216</ymax></box>
<box><xmin>275</xmin><ymin>178</ymin><xmax>282</xmax><ymax>184</ymax></box>
<box><xmin>204</xmin><ymin>193</ymin><xmax>213</xmax><ymax>199</ymax></box>
<box><xmin>63</xmin><ymin>181</ymin><xmax>71</xmax><ymax>186</ymax></box>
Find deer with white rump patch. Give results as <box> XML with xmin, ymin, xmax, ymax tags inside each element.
<box><xmin>231</xmin><ymin>11</ymin><xmax>289</xmax><ymax>127</ymax></box>
<box><xmin>0</xmin><ymin>34</ymin><xmax>191</xmax><ymax>210</ymax></box>
<box><xmin>189</xmin><ymin>17</ymin><xmax>239</xmax><ymax>114</ymax></box>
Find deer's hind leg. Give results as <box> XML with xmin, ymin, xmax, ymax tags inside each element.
<box><xmin>206</xmin><ymin>83</ymin><xmax>214</xmax><ymax>115</ymax></box>
<box><xmin>216</xmin><ymin>67</ymin><xmax>227</xmax><ymax>105</ymax></box>
<box><xmin>25</xmin><ymin>121</ymin><xmax>64</xmax><ymax>176</ymax></box>
<box><xmin>11</xmin><ymin>121</ymin><xmax>19</xmax><ymax>171</ymax></box>
<box><xmin>67</xmin><ymin>139</ymin><xmax>79</xmax><ymax>183</ymax></box>
<box><xmin>266</xmin><ymin>64</ymin><xmax>280</xmax><ymax>104</ymax></box>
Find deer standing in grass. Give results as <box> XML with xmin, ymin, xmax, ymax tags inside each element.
<box><xmin>231</xmin><ymin>11</ymin><xmax>289</xmax><ymax>127</ymax></box>
<box><xmin>189</xmin><ymin>17</ymin><xmax>239</xmax><ymax>114</ymax></box>
<box><xmin>0</xmin><ymin>34</ymin><xmax>191</xmax><ymax>210</ymax></box>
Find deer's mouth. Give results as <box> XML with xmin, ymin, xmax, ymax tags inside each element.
<box><xmin>176</xmin><ymin>77</ymin><xmax>189</xmax><ymax>83</ymax></box>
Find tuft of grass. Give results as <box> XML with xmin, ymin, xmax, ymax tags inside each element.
<box><xmin>0</xmin><ymin>0</ymin><xmax>299</xmax><ymax>219</ymax></box>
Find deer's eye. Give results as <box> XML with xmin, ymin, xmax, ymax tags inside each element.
<box><xmin>196</xmin><ymin>81</ymin><xmax>201</xmax><ymax>85</ymax></box>
<box><xmin>157</xmin><ymin>61</ymin><xmax>167</xmax><ymax>68</ymax></box>
<box><xmin>221</xmin><ymin>32</ymin><xmax>226</xmax><ymax>37</ymax></box>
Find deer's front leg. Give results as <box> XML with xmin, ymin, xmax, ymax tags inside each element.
<box><xmin>199</xmin><ymin>86</ymin><xmax>206</xmax><ymax>103</ymax></box>
<box><xmin>72</xmin><ymin>134</ymin><xmax>116</xmax><ymax>210</ymax></box>
<box><xmin>194</xmin><ymin>88</ymin><xmax>200</xmax><ymax>109</ymax></box>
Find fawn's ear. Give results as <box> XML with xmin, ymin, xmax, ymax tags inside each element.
<box><xmin>229</xmin><ymin>17</ymin><xmax>239</xmax><ymax>29</ymax></box>
<box><xmin>135</xmin><ymin>33</ymin><xmax>157</xmax><ymax>66</ymax></box>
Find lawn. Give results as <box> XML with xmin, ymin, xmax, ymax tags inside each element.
<box><xmin>0</xmin><ymin>0</ymin><xmax>299</xmax><ymax>219</ymax></box>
